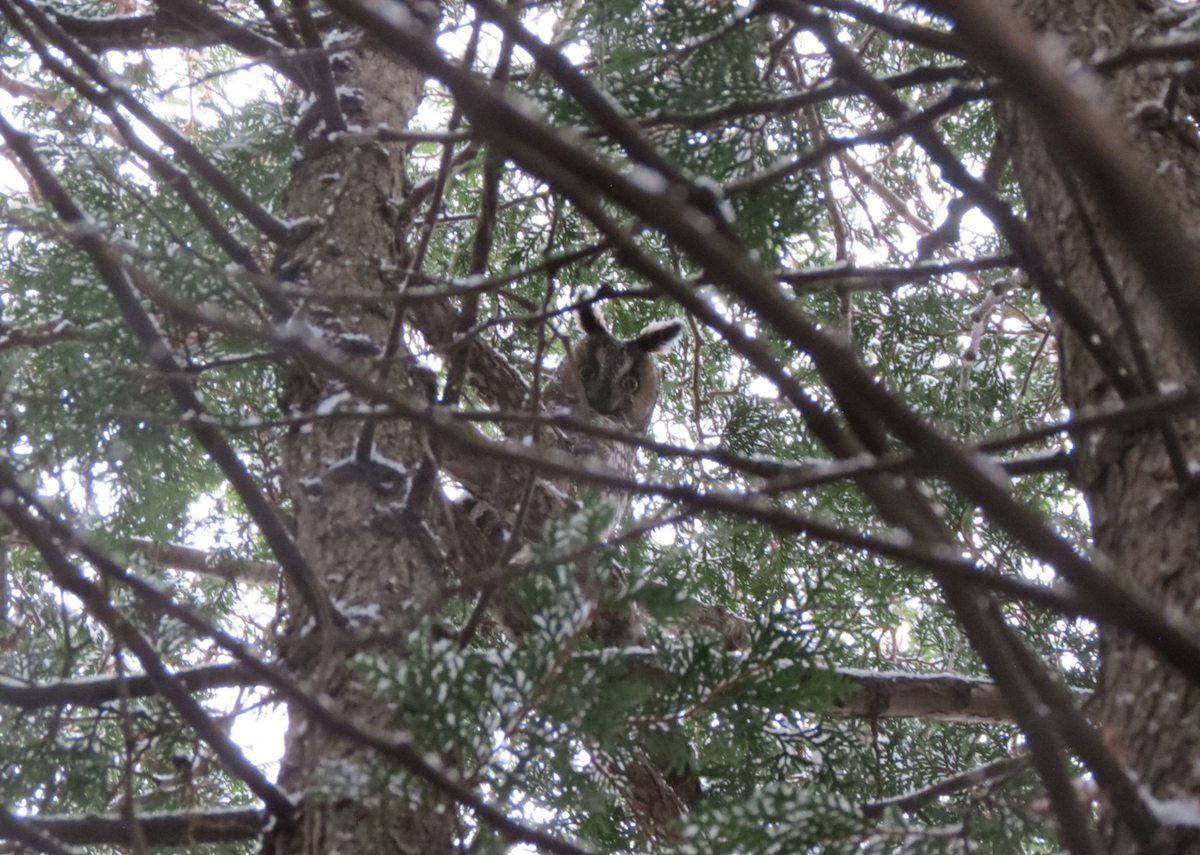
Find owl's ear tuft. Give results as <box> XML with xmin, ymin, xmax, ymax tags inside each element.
<box><xmin>577</xmin><ymin>299</ymin><xmax>610</xmax><ymax>338</ymax></box>
<box><xmin>634</xmin><ymin>319</ymin><xmax>685</xmax><ymax>354</ymax></box>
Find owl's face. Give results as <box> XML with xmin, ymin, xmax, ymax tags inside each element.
<box><xmin>566</xmin><ymin>303</ymin><xmax>684</xmax><ymax>432</ymax></box>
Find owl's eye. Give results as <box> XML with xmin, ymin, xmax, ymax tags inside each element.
<box><xmin>620</xmin><ymin>374</ymin><xmax>639</xmax><ymax>393</ymax></box>
<box><xmin>579</xmin><ymin>363</ymin><xmax>598</xmax><ymax>382</ymax></box>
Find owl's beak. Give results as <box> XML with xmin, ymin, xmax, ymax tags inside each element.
<box><xmin>587</xmin><ymin>390</ymin><xmax>617</xmax><ymax>416</ymax></box>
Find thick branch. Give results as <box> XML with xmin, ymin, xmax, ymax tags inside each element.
<box><xmin>126</xmin><ymin>539</ymin><xmax>278</xmax><ymax>585</ymax></box>
<box><xmin>0</xmin><ymin>663</ymin><xmax>254</xmax><ymax>709</ymax></box>
<box><xmin>830</xmin><ymin>667</ymin><xmax>1087</xmax><ymax>724</ymax></box>
<box><xmin>0</xmin><ymin>656</ymin><xmax>1053</xmax><ymax>727</ymax></box>
<box><xmin>16</xmin><ymin>808</ymin><xmax>265</xmax><ymax>847</ymax></box>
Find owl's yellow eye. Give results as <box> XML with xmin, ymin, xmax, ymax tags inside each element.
<box><xmin>620</xmin><ymin>374</ymin><xmax>639</xmax><ymax>393</ymax></box>
<box><xmin>580</xmin><ymin>363</ymin><xmax>598</xmax><ymax>382</ymax></box>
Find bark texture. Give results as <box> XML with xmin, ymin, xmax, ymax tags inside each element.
<box><xmin>1001</xmin><ymin>1</ymin><xmax>1200</xmax><ymax>851</ymax></box>
<box><xmin>264</xmin><ymin>44</ymin><xmax>460</xmax><ymax>855</ymax></box>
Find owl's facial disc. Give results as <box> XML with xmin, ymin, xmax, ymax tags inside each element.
<box><xmin>579</xmin><ymin>346</ymin><xmax>638</xmax><ymax>416</ymax></box>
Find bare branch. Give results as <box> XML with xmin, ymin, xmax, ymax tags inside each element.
<box><xmin>807</xmin><ymin>0</ymin><xmax>967</xmax><ymax>57</ymax></box>
<box><xmin>0</xmin><ymin>663</ymin><xmax>255</xmax><ymax>709</ymax></box>
<box><xmin>860</xmin><ymin>756</ymin><xmax>1026</xmax><ymax>819</ymax></box>
<box><xmin>830</xmin><ymin>669</ymin><xmax>1083</xmax><ymax>724</ymax></box>
<box><xmin>17</xmin><ymin>808</ymin><xmax>264</xmax><ymax>847</ymax></box>
<box><xmin>638</xmin><ymin>65</ymin><xmax>976</xmax><ymax>131</ymax></box>
<box><xmin>125</xmin><ymin>539</ymin><xmax>279</xmax><ymax>585</ymax></box>
<box><xmin>778</xmin><ymin>255</ymin><xmax>1016</xmax><ymax>293</ymax></box>
<box><xmin>290</xmin><ymin>0</ymin><xmax>346</xmax><ymax>134</ymax></box>
<box><xmin>0</xmin><ymin>804</ymin><xmax>75</xmax><ymax>855</ymax></box>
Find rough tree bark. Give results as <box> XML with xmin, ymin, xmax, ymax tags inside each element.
<box><xmin>1001</xmin><ymin>1</ymin><xmax>1200</xmax><ymax>851</ymax></box>
<box><xmin>262</xmin><ymin>40</ymin><xmax>461</xmax><ymax>855</ymax></box>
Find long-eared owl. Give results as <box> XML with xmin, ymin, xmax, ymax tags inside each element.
<box><xmin>448</xmin><ymin>299</ymin><xmax>683</xmax><ymax>562</ymax></box>
<box><xmin>545</xmin><ymin>300</ymin><xmax>685</xmax><ymax>533</ymax></box>
<box><xmin>550</xmin><ymin>302</ymin><xmax>700</xmax><ymax>823</ymax></box>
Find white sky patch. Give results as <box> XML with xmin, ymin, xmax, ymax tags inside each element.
<box><xmin>651</xmin><ymin>525</ymin><xmax>676</xmax><ymax>547</ymax></box>
<box><xmin>228</xmin><ymin>696</ymin><xmax>287</xmax><ymax>776</ymax></box>
<box><xmin>791</xmin><ymin>27</ymin><xmax>827</xmax><ymax>57</ymax></box>
<box><xmin>748</xmin><ymin>375</ymin><xmax>778</xmax><ymax>398</ymax></box>
<box><xmin>960</xmin><ymin>206</ymin><xmax>993</xmax><ymax>243</ymax></box>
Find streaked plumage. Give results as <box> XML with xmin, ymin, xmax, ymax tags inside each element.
<box><xmin>544</xmin><ymin>301</ymin><xmax>684</xmax><ymax>533</ymax></box>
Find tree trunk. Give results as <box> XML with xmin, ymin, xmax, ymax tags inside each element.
<box><xmin>262</xmin><ymin>42</ymin><xmax>460</xmax><ymax>855</ymax></box>
<box><xmin>1002</xmin><ymin>1</ymin><xmax>1200</xmax><ymax>851</ymax></box>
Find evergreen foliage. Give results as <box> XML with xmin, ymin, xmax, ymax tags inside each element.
<box><xmin>0</xmin><ymin>0</ymin><xmax>1162</xmax><ymax>853</ymax></box>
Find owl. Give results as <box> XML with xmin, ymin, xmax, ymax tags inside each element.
<box><xmin>446</xmin><ymin>301</ymin><xmax>695</xmax><ymax>824</ymax></box>
<box><xmin>547</xmin><ymin>302</ymin><xmax>701</xmax><ymax>828</ymax></box>
<box><xmin>446</xmin><ymin>299</ymin><xmax>683</xmax><ymax>633</ymax></box>
<box><xmin>553</xmin><ymin>301</ymin><xmax>685</xmax><ymax>433</ymax></box>
<box><xmin>544</xmin><ymin>301</ymin><xmax>685</xmax><ymax>531</ymax></box>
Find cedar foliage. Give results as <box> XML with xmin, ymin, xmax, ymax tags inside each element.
<box><xmin>0</xmin><ymin>0</ymin><xmax>1185</xmax><ymax>853</ymax></box>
